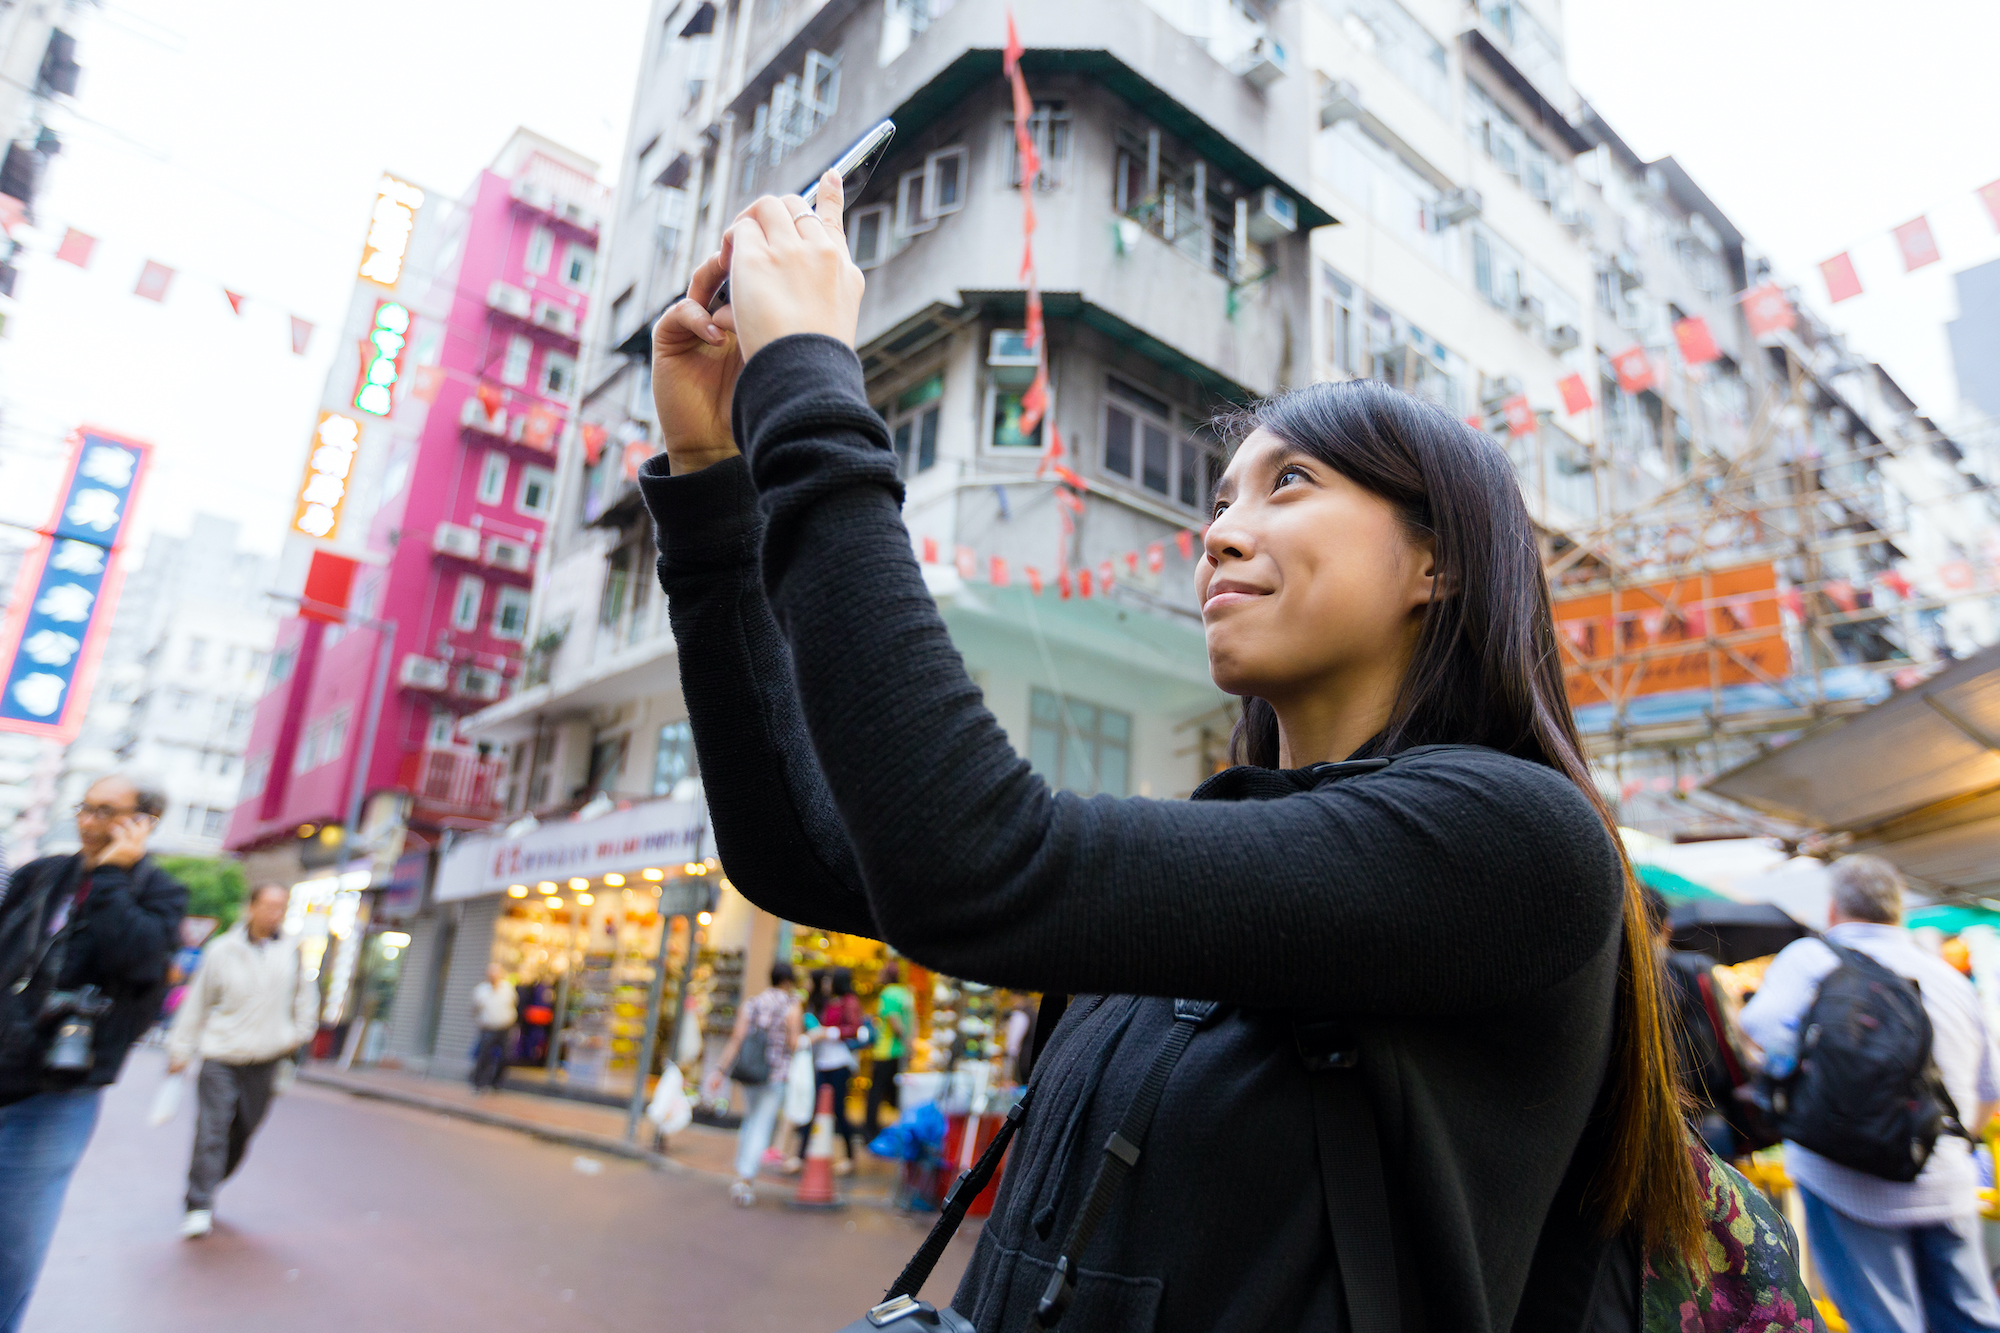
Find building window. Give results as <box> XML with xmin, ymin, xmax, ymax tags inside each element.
<box><xmin>428</xmin><ymin>709</ymin><xmax>456</xmax><ymax>746</ymax></box>
<box><xmin>540</xmin><ymin>351</ymin><xmax>576</xmax><ymax>397</ymax></box>
<box><xmin>1100</xmin><ymin>378</ymin><xmax>1217</xmax><ymax>510</ymax></box>
<box><xmin>883</xmin><ymin>374</ymin><xmax>943</xmax><ymax>476</ymax></box>
<box><xmin>991</xmin><ymin>384</ymin><xmax>1044</xmax><ymax>450</ymax></box>
<box><xmin>895</xmin><ymin>146</ymin><xmax>969</xmax><ymax>238</ymax></box>
<box><xmin>562</xmin><ymin>244</ymin><xmax>595</xmax><ymax>289</ymax></box>
<box><xmin>241</xmin><ymin>752</ymin><xmax>271</xmax><ymax>800</ymax></box>
<box><xmin>1471</xmin><ymin>224</ymin><xmax>1524</xmax><ymax>313</ymax></box>
<box><xmin>452</xmin><ymin>574</ymin><xmax>485</xmax><ymax>631</ymax></box>
<box><xmin>1325</xmin><ymin>0</ymin><xmax>1450</xmax><ymax>118</ymax></box>
<box><xmin>185</xmin><ymin>638</ymin><xmax>206</xmax><ymax>672</ymax></box>
<box><xmin>526</xmin><ymin>226</ymin><xmax>554</xmax><ymax>275</ymax></box>
<box><xmin>600</xmin><ymin>544</ymin><xmax>635</xmax><ymax>628</ymax></box>
<box><xmin>588</xmin><ymin>732</ymin><xmax>628</xmax><ymax>794</ymax></box>
<box><xmin>517</xmin><ymin>466</ymin><xmax>553</xmax><ymax>517</ymax></box>
<box><xmin>849</xmin><ymin>204</ymin><xmax>891</xmax><ymax>268</ymax></box>
<box><xmin>477</xmin><ymin>450</ymin><xmax>509</xmax><ymax>505</ymax></box>
<box><xmin>1465</xmin><ymin>80</ymin><xmax>1569</xmax><ymax>214</ymax></box>
<box><xmin>182</xmin><ymin>803</ymin><xmax>204</xmax><ymax>834</ymax></box>
<box><xmin>492</xmin><ymin>585</ymin><xmax>532</xmax><ymax>641</ymax></box>
<box><xmin>1324</xmin><ymin>265</ymin><xmax>1357</xmax><ymax>377</ymax></box>
<box><xmin>1004</xmin><ymin>104</ymin><xmax>1071</xmax><ymax>190</ymax></box>
<box><xmin>653</xmin><ymin>719</ymin><xmax>698</xmax><ymax>796</ymax></box>
<box><xmin>201</xmin><ymin>807</ymin><xmax>227</xmax><ymax>838</ymax></box>
<box><xmin>501</xmin><ymin>335</ymin><xmax>533</xmax><ymax>387</ymax></box>
<box><xmin>1027</xmin><ymin>688</ymin><xmax>1130</xmax><ymax>796</ymax></box>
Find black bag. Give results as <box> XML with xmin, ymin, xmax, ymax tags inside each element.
<box><xmin>729</xmin><ymin>1025</ymin><xmax>772</xmax><ymax>1086</ymax></box>
<box><xmin>1771</xmin><ymin>943</ymin><xmax>1967</xmax><ymax>1182</ymax></box>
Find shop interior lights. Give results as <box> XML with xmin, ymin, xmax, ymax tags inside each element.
<box><xmin>291</xmin><ymin>412</ymin><xmax>362</xmax><ymax>539</ymax></box>
<box><xmin>537</xmin><ymin>881</ymin><xmax>557</xmax><ymax>892</ymax></box>
<box><xmin>568</xmin><ymin>877</ymin><xmax>588</xmax><ymax>890</ymax></box>
<box><xmin>603</xmin><ymin>873</ymin><xmax>625</xmax><ymax>887</ymax></box>
<box><xmin>575</xmin><ymin>892</ymin><xmax>593</xmax><ymax>905</ymax></box>
<box><xmin>507</xmin><ymin>884</ymin><xmax>527</xmax><ymax>898</ymax></box>
<box><xmin>683</xmin><ymin>862</ymin><xmax>706</xmax><ymax>876</ymax></box>
<box><xmin>641</xmin><ymin>868</ymin><xmax>664</xmax><ymax>881</ymax></box>
<box><xmin>353</xmin><ymin>301</ymin><xmax>411</xmax><ymax>417</ymax></box>
<box><xmin>544</xmin><ymin>896</ymin><xmax>562</xmax><ymax>910</ymax></box>
<box><xmin>697</xmin><ymin>911</ymin><xmax>712</xmax><ymax>926</ymax></box>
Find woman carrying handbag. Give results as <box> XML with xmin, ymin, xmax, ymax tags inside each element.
<box><xmin>710</xmin><ymin>960</ymin><xmax>803</xmax><ymax>1205</ymax></box>
<box><xmin>641</xmin><ymin>176</ymin><xmax>1812</xmax><ymax>1330</ymax></box>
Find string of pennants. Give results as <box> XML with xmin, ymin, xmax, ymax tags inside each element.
<box><xmin>0</xmin><ymin>199</ymin><xmax>315</xmax><ymax>357</ymax></box>
<box><xmin>915</xmin><ymin>526</ymin><xmax>1205</xmax><ymax>599</ymax></box>
<box><xmin>1485</xmin><ymin>282</ymin><xmax>1802</xmax><ymax>440</ymax></box>
<box><xmin>1817</xmin><ymin>178</ymin><xmax>2000</xmax><ymax>304</ymax></box>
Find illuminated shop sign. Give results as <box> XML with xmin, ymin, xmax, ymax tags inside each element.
<box><xmin>292</xmin><ymin>411</ymin><xmax>362</xmax><ymax>539</ymax></box>
<box><xmin>353</xmin><ymin>300</ymin><xmax>410</xmax><ymax>417</ymax></box>
<box><xmin>357</xmin><ymin>174</ymin><xmax>425</xmax><ymax>286</ymax></box>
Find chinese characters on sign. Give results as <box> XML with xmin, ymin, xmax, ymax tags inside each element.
<box><xmin>353</xmin><ymin>300</ymin><xmax>411</xmax><ymax>417</ymax></box>
<box><xmin>292</xmin><ymin>412</ymin><xmax>363</xmax><ymax>539</ymax></box>
<box><xmin>1553</xmin><ymin>563</ymin><xmax>1790</xmax><ymax>708</ymax></box>
<box><xmin>357</xmin><ymin>175</ymin><xmax>425</xmax><ymax>287</ymax></box>
<box><xmin>0</xmin><ymin>431</ymin><xmax>149</xmax><ymax>739</ymax></box>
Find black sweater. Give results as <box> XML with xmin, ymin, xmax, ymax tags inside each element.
<box><xmin>640</xmin><ymin>335</ymin><xmax>1630</xmax><ymax>1332</ymax></box>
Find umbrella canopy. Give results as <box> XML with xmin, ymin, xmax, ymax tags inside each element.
<box><xmin>1905</xmin><ymin>904</ymin><xmax>2000</xmax><ymax>936</ymax></box>
<box><xmin>1668</xmin><ymin>899</ymin><xmax>1812</xmax><ymax>965</ymax></box>
<box><xmin>1635</xmin><ymin>862</ymin><xmax>1732</xmax><ymax>904</ymax></box>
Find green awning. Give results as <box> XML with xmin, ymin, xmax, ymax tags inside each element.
<box><xmin>1635</xmin><ymin>862</ymin><xmax>1731</xmax><ymax>904</ymax></box>
<box><xmin>1905</xmin><ymin>904</ymin><xmax>2000</xmax><ymax>935</ymax></box>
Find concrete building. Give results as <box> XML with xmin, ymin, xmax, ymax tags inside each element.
<box><xmin>0</xmin><ymin>0</ymin><xmax>91</xmax><ymax>327</ymax></box>
<box><xmin>223</xmin><ymin>130</ymin><xmax>608</xmax><ymax>891</ymax></box>
<box><xmin>1947</xmin><ymin>257</ymin><xmax>2000</xmax><ymax>428</ymax></box>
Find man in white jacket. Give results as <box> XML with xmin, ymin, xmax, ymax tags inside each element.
<box><xmin>166</xmin><ymin>884</ymin><xmax>317</xmax><ymax>1239</ymax></box>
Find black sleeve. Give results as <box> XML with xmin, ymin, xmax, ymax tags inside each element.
<box><xmin>640</xmin><ymin>453</ymin><xmax>878</xmax><ymax>939</ymax></box>
<box><xmin>699</xmin><ymin>334</ymin><xmax>1625</xmax><ymax>1013</ymax></box>
<box><xmin>78</xmin><ymin>863</ymin><xmax>186</xmax><ymax>987</ymax></box>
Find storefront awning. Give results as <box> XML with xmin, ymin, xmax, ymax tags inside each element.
<box><xmin>1704</xmin><ymin>644</ymin><xmax>2000</xmax><ymax>897</ymax></box>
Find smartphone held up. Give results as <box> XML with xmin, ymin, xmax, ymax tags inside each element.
<box><xmin>705</xmin><ymin>117</ymin><xmax>895</xmax><ymax>314</ymax></box>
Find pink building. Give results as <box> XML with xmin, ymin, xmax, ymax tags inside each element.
<box><xmin>228</xmin><ymin>131</ymin><xmax>607</xmax><ymax>884</ymax></box>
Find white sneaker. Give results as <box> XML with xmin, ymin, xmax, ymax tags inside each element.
<box><xmin>180</xmin><ymin>1209</ymin><xmax>212</xmax><ymax>1239</ymax></box>
<box><xmin>729</xmin><ymin>1180</ymin><xmax>756</xmax><ymax>1207</ymax></box>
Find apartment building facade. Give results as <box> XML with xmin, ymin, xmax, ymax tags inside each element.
<box><xmin>224</xmin><ymin>131</ymin><xmax>608</xmax><ymax>887</ymax></box>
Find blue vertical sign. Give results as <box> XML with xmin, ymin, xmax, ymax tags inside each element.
<box><xmin>0</xmin><ymin>429</ymin><xmax>150</xmax><ymax>740</ymax></box>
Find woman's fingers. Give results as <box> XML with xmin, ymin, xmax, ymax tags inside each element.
<box><xmin>811</xmin><ymin>169</ymin><xmax>845</xmax><ymax>250</ymax></box>
<box><xmin>664</xmin><ymin>296</ymin><xmax>726</xmax><ymax>346</ymax></box>
<box><xmin>687</xmin><ymin>247</ymin><xmax>728</xmax><ymax>307</ymax></box>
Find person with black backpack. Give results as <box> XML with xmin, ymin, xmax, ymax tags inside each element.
<box><xmin>638</xmin><ymin>178</ymin><xmax>1812</xmax><ymax>1330</ymax></box>
<box><xmin>710</xmin><ymin>960</ymin><xmax>802</xmax><ymax>1205</ymax></box>
<box><xmin>1740</xmin><ymin>854</ymin><xmax>2000</xmax><ymax>1331</ymax></box>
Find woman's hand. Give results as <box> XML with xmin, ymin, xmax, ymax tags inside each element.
<box><xmin>727</xmin><ymin>170</ymin><xmax>865</xmax><ymax>363</ymax></box>
<box><xmin>651</xmin><ymin>239</ymin><xmax>744</xmax><ymax>476</ymax></box>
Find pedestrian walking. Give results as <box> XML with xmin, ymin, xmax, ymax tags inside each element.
<box><xmin>796</xmin><ymin>966</ymin><xmax>865</xmax><ymax>1176</ymax></box>
<box><xmin>864</xmin><ymin>959</ymin><xmax>911</xmax><ymax>1136</ymax></box>
<box><xmin>636</xmin><ymin>183</ymin><xmax>1811</xmax><ymax>1330</ymax></box>
<box><xmin>0</xmin><ymin>775</ymin><xmax>184</xmax><ymax>1332</ymax></box>
<box><xmin>1644</xmin><ymin>886</ymin><xmax>1758</xmax><ymax>1159</ymax></box>
<box><xmin>710</xmin><ymin>960</ymin><xmax>801</xmax><ymax>1205</ymax></box>
<box><xmin>1740</xmin><ymin>855</ymin><xmax>2000</xmax><ymax>1332</ymax></box>
<box><xmin>166</xmin><ymin>882</ymin><xmax>317</xmax><ymax>1239</ymax></box>
<box><xmin>468</xmin><ymin>963</ymin><xmax>517</xmax><ymax>1093</ymax></box>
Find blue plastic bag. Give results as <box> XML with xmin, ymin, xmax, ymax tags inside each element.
<box><xmin>869</xmin><ymin>1101</ymin><xmax>947</xmax><ymax>1161</ymax></box>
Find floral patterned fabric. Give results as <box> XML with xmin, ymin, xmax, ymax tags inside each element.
<box><xmin>1644</xmin><ymin>1148</ymin><xmax>1818</xmax><ymax>1331</ymax></box>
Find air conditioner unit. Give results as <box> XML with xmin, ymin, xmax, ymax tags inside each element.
<box><xmin>432</xmin><ymin>522</ymin><xmax>481</xmax><ymax>559</ymax></box>
<box><xmin>1544</xmin><ymin>323</ymin><xmax>1581</xmax><ymax>353</ymax></box>
<box><xmin>987</xmin><ymin>330</ymin><xmax>1039</xmax><ymax>366</ymax></box>
<box><xmin>1613</xmin><ymin>251</ymin><xmax>1644</xmax><ymax>291</ymax></box>
<box><xmin>1231</xmin><ymin>33</ymin><xmax>1290</xmax><ymax>89</ymax></box>
<box><xmin>1318</xmin><ymin>78</ymin><xmax>1364</xmax><ymax>128</ymax></box>
<box><xmin>511</xmin><ymin>179</ymin><xmax>555</xmax><ymax>212</ymax></box>
<box><xmin>1432</xmin><ymin>187</ymin><xmax>1483</xmax><ymax>229</ymax></box>
<box><xmin>484</xmin><ymin>537</ymin><xmax>533</xmax><ymax>572</ymax></box>
<box><xmin>459</xmin><ymin>397</ymin><xmax>507</xmax><ymax>436</ymax></box>
<box><xmin>559</xmin><ymin>201</ymin><xmax>600</xmax><ymax>233</ymax></box>
<box><xmin>1246</xmin><ymin>186</ymin><xmax>1297</xmax><ymax>243</ymax></box>
<box><xmin>487</xmin><ymin>281</ymin><xmax>532</xmax><ymax>319</ymax></box>
<box><xmin>398</xmin><ymin>655</ymin><xmax>450</xmax><ymax>691</ymax></box>
<box><xmin>1514</xmin><ymin>294</ymin><xmax>1545</xmax><ymax>330</ymax></box>
<box><xmin>1479</xmin><ymin>374</ymin><xmax>1522</xmax><ymax>407</ymax></box>
<box><xmin>531</xmin><ymin>301</ymin><xmax>578</xmax><ymax>337</ymax></box>
<box><xmin>456</xmin><ymin>666</ymin><xmax>504</xmax><ymax>702</ymax></box>
<box><xmin>1557</xmin><ymin>204</ymin><xmax>1594</xmax><ymax>240</ymax></box>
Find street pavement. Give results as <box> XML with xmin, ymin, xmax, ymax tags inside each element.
<box><xmin>23</xmin><ymin>1049</ymin><xmax>976</xmax><ymax>1332</ymax></box>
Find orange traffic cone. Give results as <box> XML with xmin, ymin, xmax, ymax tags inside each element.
<box><xmin>790</xmin><ymin>1084</ymin><xmax>847</xmax><ymax>1210</ymax></box>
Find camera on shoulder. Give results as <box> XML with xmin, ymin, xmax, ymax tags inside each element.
<box><xmin>39</xmin><ymin>985</ymin><xmax>112</xmax><ymax>1072</ymax></box>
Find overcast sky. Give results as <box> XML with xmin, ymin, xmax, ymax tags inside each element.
<box><xmin>3</xmin><ymin>0</ymin><xmax>1995</xmax><ymax>565</ymax></box>
<box><xmin>1567</xmin><ymin>0</ymin><xmax>2000</xmax><ymax>433</ymax></box>
<box><xmin>0</xmin><ymin>0</ymin><xmax>650</xmax><ymax>559</ymax></box>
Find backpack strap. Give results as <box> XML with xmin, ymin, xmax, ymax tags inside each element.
<box><xmin>1031</xmin><ymin>998</ymin><xmax>1217</xmax><ymax>1329</ymax></box>
<box><xmin>1296</xmin><ymin>1017</ymin><xmax>1401</xmax><ymax>1333</ymax></box>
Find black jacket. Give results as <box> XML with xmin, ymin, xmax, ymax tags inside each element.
<box><xmin>639</xmin><ymin>335</ymin><xmax>1632</xmax><ymax>1331</ymax></box>
<box><xmin>0</xmin><ymin>853</ymin><xmax>187</xmax><ymax>1104</ymax></box>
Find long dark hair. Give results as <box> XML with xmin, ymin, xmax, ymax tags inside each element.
<box><xmin>1227</xmin><ymin>379</ymin><xmax>1701</xmax><ymax>1259</ymax></box>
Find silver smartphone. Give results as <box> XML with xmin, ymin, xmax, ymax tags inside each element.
<box><xmin>706</xmin><ymin>118</ymin><xmax>897</xmax><ymax>314</ymax></box>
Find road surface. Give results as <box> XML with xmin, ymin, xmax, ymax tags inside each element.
<box><xmin>23</xmin><ymin>1049</ymin><xmax>975</xmax><ymax>1332</ymax></box>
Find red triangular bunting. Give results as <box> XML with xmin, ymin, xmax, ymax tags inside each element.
<box><xmin>290</xmin><ymin>315</ymin><xmax>314</xmax><ymax>355</ymax></box>
<box><xmin>55</xmin><ymin>228</ymin><xmax>94</xmax><ymax>267</ymax></box>
<box><xmin>134</xmin><ymin>260</ymin><xmax>174</xmax><ymax>302</ymax></box>
<box><xmin>1557</xmin><ymin>373</ymin><xmax>1593</xmax><ymax>416</ymax></box>
<box><xmin>1979</xmin><ymin>179</ymin><xmax>2000</xmax><ymax>232</ymax></box>
<box><xmin>1892</xmin><ymin>216</ymin><xmax>1940</xmax><ymax>272</ymax></box>
<box><xmin>223</xmin><ymin>289</ymin><xmax>247</xmax><ymax>315</ymax></box>
<box><xmin>1819</xmin><ymin>252</ymin><xmax>1862</xmax><ymax>304</ymax></box>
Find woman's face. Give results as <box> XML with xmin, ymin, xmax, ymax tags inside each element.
<box><xmin>1197</xmin><ymin>429</ymin><xmax>1435</xmax><ymax>704</ymax></box>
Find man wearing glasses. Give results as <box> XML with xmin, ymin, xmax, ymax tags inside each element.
<box><xmin>0</xmin><ymin>775</ymin><xmax>186</xmax><ymax>1333</ymax></box>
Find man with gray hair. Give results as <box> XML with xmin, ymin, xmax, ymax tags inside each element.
<box><xmin>1742</xmin><ymin>854</ymin><xmax>2000</xmax><ymax>1332</ymax></box>
<box><xmin>0</xmin><ymin>773</ymin><xmax>186</xmax><ymax>1332</ymax></box>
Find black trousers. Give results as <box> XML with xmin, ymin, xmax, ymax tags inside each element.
<box><xmin>865</xmin><ymin>1053</ymin><xmax>902</xmax><ymax>1136</ymax></box>
<box><xmin>186</xmin><ymin>1058</ymin><xmax>279</xmax><ymax>1211</ymax></box>
<box><xmin>794</xmin><ymin>1067</ymin><xmax>856</xmax><ymax>1160</ymax></box>
<box><xmin>470</xmin><ymin>1028</ymin><xmax>511</xmax><ymax>1091</ymax></box>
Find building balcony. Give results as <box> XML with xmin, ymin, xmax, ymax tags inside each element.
<box><xmin>400</xmin><ymin>745</ymin><xmax>507</xmax><ymax>825</ymax></box>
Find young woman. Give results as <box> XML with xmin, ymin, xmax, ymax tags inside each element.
<box><xmin>709</xmin><ymin>960</ymin><xmax>802</xmax><ymax>1206</ymax></box>
<box><xmin>636</xmin><ymin>178</ymin><xmax>1745</xmax><ymax>1330</ymax></box>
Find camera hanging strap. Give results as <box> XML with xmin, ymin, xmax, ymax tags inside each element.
<box><xmin>5</xmin><ymin>856</ymin><xmax>86</xmax><ymax>998</ymax></box>
<box><xmin>1295</xmin><ymin>1017</ymin><xmax>1400</xmax><ymax>1333</ymax></box>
